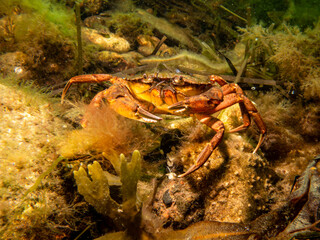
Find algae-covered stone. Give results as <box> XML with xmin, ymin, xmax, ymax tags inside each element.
<box><xmin>137</xmin><ymin>35</ymin><xmax>175</xmax><ymax>57</ymax></box>
<box><xmin>97</xmin><ymin>51</ymin><xmax>127</xmax><ymax>69</ymax></box>
<box><xmin>82</xmin><ymin>27</ymin><xmax>130</xmax><ymax>53</ymax></box>
<box><xmin>0</xmin><ymin>52</ymin><xmax>29</xmax><ymax>78</ymax></box>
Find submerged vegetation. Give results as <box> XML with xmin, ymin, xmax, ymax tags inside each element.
<box><xmin>59</xmin><ymin>103</ymin><xmax>159</xmax><ymax>159</ymax></box>
<box><xmin>0</xmin><ymin>0</ymin><xmax>320</xmax><ymax>239</ymax></box>
<box><xmin>0</xmin><ymin>76</ymin><xmax>73</xmax><ymax>239</ymax></box>
<box><xmin>0</xmin><ymin>0</ymin><xmax>77</xmax><ymax>86</ymax></box>
<box><xmin>74</xmin><ymin>151</ymin><xmax>141</xmax><ymax>236</ymax></box>
<box><xmin>239</xmin><ymin>23</ymin><xmax>320</xmax><ymax>100</ymax></box>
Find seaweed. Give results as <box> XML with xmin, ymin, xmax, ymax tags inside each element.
<box><xmin>106</xmin><ymin>11</ymin><xmax>153</xmax><ymax>44</ymax></box>
<box><xmin>133</xmin><ymin>0</ymin><xmax>244</xmax><ymax>47</ymax></box>
<box><xmin>140</xmin><ymin>50</ymin><xmax>234</xmax><ymax>75</ymax></box>
<box><xmin>73</xmin><ymin>151</ymin><xmax>142</xmax><ymax>235</ymax></box>
<box><xmin>238</xmin><ymin>22</ymin><xmax>320</xmax><ymax>101</ymax></box>
<box><xmin>75</xmin><ymin>2</ymin><xmax>83</xmax><ymax>75</ymax></box>
<box><xmin>135</xmin><ymin>8</ymin><xmax>202</xmax><ymax>51</ymax></box>
<box><xmin>0</xmin><ymin>75</ymin><xmax>78</xmax><ymax>239</ymax></box>
<box><xmin>0</xmin><ymin>0</ymin><xmax>76</xmax><ymax>38</ymax></box>
<box><xmin>59</xmin><ymin>103</ymin><xmax>159</xmax><ymax>160</ymax></box>
<box><xmin>0</xmin><ymin>0</ymin><xmax>77</xmax><ymax>85</ymax></box>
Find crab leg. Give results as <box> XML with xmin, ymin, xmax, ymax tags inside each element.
<box><xmin>209</xmin><ymin>75</ymin><xmax>229</xmax><ymax>86</ymax></box>
<box><xmin>210</xmin><ymin>75</ymin><xmax>252</xmax><ymax>133</ymax></box>
<box><xmin>169</xmin><ymin>89</ymin><xmax>266</xmax><ymax>177</ymax></box>
<box><xmin>178</xmin><ymin>115</ymin><xmax>225</xmax><ymax>178</ymax></box>
<box><xmin>211</xmin><ymin>93</ymin><xmax>266</xmax><ymax>154</ymax></box>
<box><xmin>61</xmin><ymin>74</ymin><xmax>124</xmax><ymax>103</ymax></box>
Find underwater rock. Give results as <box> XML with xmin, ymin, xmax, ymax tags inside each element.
<box><xmin>97</xmin><ymin>51</ymin><xmax>128</xmax><ymax>71</ymax></box>
<box><xmin>0</xmin><ymin>16</ymin><xmax>15</xmax><ymax>43</ymax></box>
<box><xmin>0</xmin><ymin>78</ymin><xmax>76</xmax><ymax>239</ymax></box>
<box><xmin>153</xmin><ymin>178</ymin><xmax>204</xmax><ymax>229</ymax></box>
<box><xmin>162</xmin><ymin>189</ymin><xmax>173</xmax><ymax>207</ymax></box>
<box><xmin>82</xmin><ymin>27</ymin><xmax>130</xmax><ymax>53</ymax></box>
<box><xmin>0</xmin><ymin>52</ymin><xmax>29</xmax><ymax>78</ymax></box>
<box><xmin>83</xmin><ymin>15</ymin><xmax>109</xmax><ymax>30</ymax></box>
<box><xmin>159</xmin><ymin>104</ymin><xmax>274</xmax><ymax>225</ymax></box>
<box><xmin>137</xmin><ymin>35</ymin><xmax>175</xmax><ymax>57</ymax></box>
<box><xmin>167</xmin><ymin>133</ymin><xmax>273</xmax><ymax>224</ymax></box>
<box><xmin>298</xmin><ymin>105</ymin><xmax>320</xmax><ymax>140</ymax></box>
<box><xmin>97</xmin><ymin>51</ymin><xmax>143</xmax><ymax>71</ymax></box>
<box><xmin>121</xmin><ymin>51</ymin><xmax>144</xmax><ymax>66</ymax></box>
<box><xmin>81</xmin><ymin>0</ymin><xmax>108</xmax><ymax>15</ymax></box>
<box><xmin>203</xmin><ymin>143</ymin><xmax>274</xmax><ymax>223</ymax></box>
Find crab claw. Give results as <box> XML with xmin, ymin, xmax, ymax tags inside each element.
<box><xmin>108</xmin><ymin>91</ymin><xmax>162</xmax><ymax>123</ymax></box>
<box><xmin>84</xmin><ymin>85</ymin><xmax>162</xmax><ymax>124</ymax></box>
<box><xmin>168</xmin><ymin>100</ymin><xmax>190</xmax><ymax>114</ymax></box>
<box><xmin>108</xmin><ymin>96</ymin><xmax>162</xmax><ymax>123</ymax></box>
<box><xmin>136</xmin><ymin>106</ymin><xmax>162</xmax><ymax>123</ymax></box>
<box><xmin>168</xmin><ymin>97</ymin><xmax>220</xmax><ymax>114</ymax></box>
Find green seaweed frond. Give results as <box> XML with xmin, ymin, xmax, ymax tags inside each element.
<box><xmin>120</xmin><ymin>151</ymin><xmax>141</xmax><ymax>212</ymax></box>
<box><xmin>19</xmin><ymin>0</ymin><xmax>75</xmax><ymax>37</ymax></box>
<box><xmin>73</xmin><ymin>151</ymin><xmax>142</xmax><ymax>226</ymax></box>
<box><xmin>74</xmin><ymin>161</ymin><xmax>120</xmax><ymax>218</ymax></box>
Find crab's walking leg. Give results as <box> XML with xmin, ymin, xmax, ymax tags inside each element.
<box><xmin>81</xmin><ymin>84</ymin><xmax>162</xmax><ymax>127</ymax></box>
<box><xmin>61</xmin><ymin>74</ymin><xmax>124</xmax><ymax>103</ymax></box>
<box><xmin>178</xmin><ymin>115</ymin><xmax>225</xmax><ymax>178</ymax></box>
<box><xmin>213</xmin><ymin>93</ymin><xmax>267</xmax><ymax>154</ymax></box>
<box><xmin>210</xmin><ymin>76</ymin><xmax>266</xmax><ymax>153</ymax></box>
<box><xmin>210</xmin><ymin>75</ymin><xmax>252</xmax><ymax>133</ymax></box>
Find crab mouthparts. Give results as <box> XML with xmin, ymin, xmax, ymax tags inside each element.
<box><xmin>136</xmin><ymin>107</ymin><xmax>162</xmax><ymax>123</ymax></box>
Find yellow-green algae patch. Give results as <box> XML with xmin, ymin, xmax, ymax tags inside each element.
<box><xmin>74</xmin><ymin>151</ymin><xmax>142</xmax><ymax>237</ymax></box>
<box><xmin>58</xmin><ymin>103</ymin><xmax>160</xmax><ymax>161</ymax></box>
<box><xmin>0</xmin><ymin>76</ymin><xmax>74</xmax><ymax>239</ymax></box>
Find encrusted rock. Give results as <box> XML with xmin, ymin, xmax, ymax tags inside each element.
<box><xmin>81</xmin><ymin>0</ymin><xmax>108</xmax><ymax>15</ymax></box>
<box><xmin>153</xmin><ymin>178</ymin><xmax>204</xmax><ymax>229</ymax></box>
<box><xmin>162</xmin><ymin>189</ymin><xmax>173</xmax><ymax>207</ymax></box>
<box><xmin>0</xmin><ymin>51</ymin><xmax>29</xmax><ymax>78</ymax></box>
<box><xmin>96</xmin><ymin>51</ymin><xmax>143</xmax><ymax>71</ymax></box>
<box><xmin>137</xmin><ymin>35</ymin><xmax>175</xmax><ymax>57</ymax></box>
<box><xmin>82</xmin><ymin>27</ymin><xmax>130</xmax><ymax>53</ymax></box>
<box><xmin>97</xmin><ymin>51</ymin><xmax>127</xmax><ymax>70</ymax></box>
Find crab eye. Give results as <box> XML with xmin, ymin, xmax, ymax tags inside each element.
<box><xmin>173</xmin><ymin>76</ymin><xmax>184</xmax><ymax>85</ymax></box>
<box><xmin>142</xmin><ymin>74</ymin><xmax>153</xmax><ymax>83</ymax></box>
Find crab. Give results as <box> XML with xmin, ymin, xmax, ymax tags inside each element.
<box><xmin>61</xmin><ymin>73</ymin><xmax>267</xmax><ymax>177</ymax></box>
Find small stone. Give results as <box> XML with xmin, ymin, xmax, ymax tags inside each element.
<box><xmin>163</xmin><ymin>189</ymin><xmax>173</xmax><ymax>207</ymax></box>
<box><xmin>0</xmin><ymin>51</ymin><xmax>29</xmax><ymax>77</ymax></box>
<box><xmin>82</xmin><ymin>28</ymin><xmax>130</xmax><ymax>53</ymax></box>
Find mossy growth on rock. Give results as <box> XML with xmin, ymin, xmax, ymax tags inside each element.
<box><xmin>0</xmin><ymin>0</ymin><xmax>77</xmax><ymax>85</ymax></box>
<box><xmin>73</xmin><ymin>150</ymin><xmax>141</xmax><ymax>230</ymax></box>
